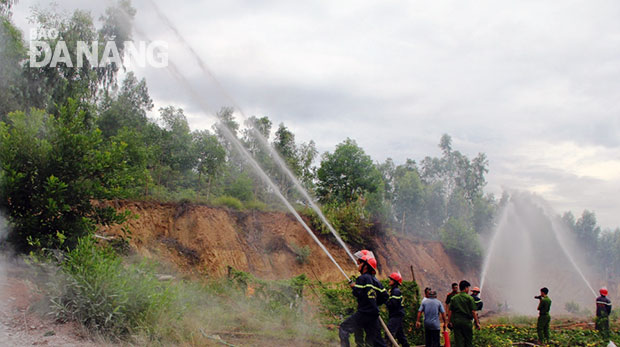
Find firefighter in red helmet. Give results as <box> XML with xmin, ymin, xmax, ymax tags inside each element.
<box><xmin>385</xmin><ymin>272</ymin><xmax>410</xmax><ymax>347</ymax></box>
<box><xmin>339</xmin><ymin>250</ymin><xmax>388</xmax><ymax>347</ymax></box>
<box><xmin>596</xmin><ymin>287</ymin><xmax>612</xmax><ymax>338</ymax></box>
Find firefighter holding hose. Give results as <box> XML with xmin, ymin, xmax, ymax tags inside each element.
<box><xmin>596</xmin><ymin>287</ymin><xmax>612</xmax><ymax>339</ymax></box>
<box><xmin>339</xmin><ymin>250</ymin><xmax>389</xmax><ymax>347</ymax></box>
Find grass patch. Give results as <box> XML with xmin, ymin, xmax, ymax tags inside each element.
<box><xmin>212</xmin><ymin>195</ymin><xmax>244</xmax><ymax>210</ymax></box>
<box><xmin>46</xmin><ymin>236</ymin><xmax>178</xmax><ymax>339</ymax></box>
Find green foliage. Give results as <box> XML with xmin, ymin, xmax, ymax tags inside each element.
<box><xmin>0</xmin><ymin>102</ymin><xmax>131</xmax><ymax>251</ymax></box>
<box><xmin>212</xmin><ymin>195</ymin><xmax>244</xmax><ymax>210</ymax></box>
<box><xmin>317</xmin><ymin>138</ymin><xmax>382</xmax><ymax>204</ymax></box>
<box><xmin>440</xmin><ymin>217</ymin><xmax>483</xmax><ymax>265</ymax></box>
<box><xmin>48</xmin><ymin>236</ymin><xmax>178</xmax><ymax>338</ymax></box>
<box><xmin>475</xmin><ymin>325</ymin><xmax>620</xmax><ymax>346</ymax></box>
<box><xmin>306</xmin><ymin>197</ymin><xmax>372</xmax><ymax>246</ymax></box>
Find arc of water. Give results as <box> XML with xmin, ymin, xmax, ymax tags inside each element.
<box><xmin>146</xmin><ymin>0</ymin><xmax>357</xmax><ymax>266</ymax></box>
<box><xmin>479</xmin><ymin>201</ymin><xmax>511</xmax><ymax>291</ymax></box>
<box><xmin>118</xmin><ymin>9</ymin><xmax>353</xmax><ymax>280</ymax></box>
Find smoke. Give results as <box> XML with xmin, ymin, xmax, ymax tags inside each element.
<box><xmin>480</xmin><ymin>191</ymin><xmax>598</xmax><ymax>315</ymax></box>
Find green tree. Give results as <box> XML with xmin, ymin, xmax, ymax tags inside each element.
<box><xmin>0</xmin><ymin>17</ymin><xmax>26</xmax><ymax>117</ymax></box>
<box><xmin>97</xmin><ymin>72</ymin><xmax>153</xmax><ymax>137</ymax></box>
<box><xmin>0</xmin><ymin>100</ymin><xmax>130</xmax><ymax>252</ymax></box>
<box><xmin>575</xmin><ymin>210</ymin><xmax>601</xmax><ymax>251</ymax></box>
<box><xmin>316</xmin><ymin>138</ymin><xmax>381</xmax><ymax>204</ymax></box>
<box><xmin>192</xmin><ymin>129</ymin><xmax>226</xmax><ymax>198</ymax></box>
<box><xmin>440</xmin><ymin>217</ymin><xmax>482</xmax><ymax>266</ymax></box>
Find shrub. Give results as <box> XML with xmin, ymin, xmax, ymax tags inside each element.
<box><xmin>47</xmin><ymin>236</ymin><xmax>178</xmax><ymax>338</ymax></box>
<box><xmin>244</xmin><ymin>199</ymin><xmax>268</xmax><ymax>211</ymax></box>
<box><xmin>212</xmin><ymin>195</ymin><xmax>243</xmax><ymax>210</ymax></box>
<box><xmin>291</xmin><ymin>243</ymin><xmax>311</xmax><ymax>264</ymax></box>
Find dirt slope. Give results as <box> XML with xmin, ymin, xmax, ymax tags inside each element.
<box><xmin>101</xmin><ymin>201</ymin><xmax>474</xmax><ymax>291</ymax></box>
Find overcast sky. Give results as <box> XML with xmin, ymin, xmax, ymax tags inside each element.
<box><xmin>12</xmin><ymin>0</ymin><xmax>620</xmax><ymax>229</ymax></box>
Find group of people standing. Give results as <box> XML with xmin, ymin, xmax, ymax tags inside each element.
<box><xmin>338</xmin><ymin>249</ymin><xmax>614</xmax><ymax>347</ymax></box>
<box><xmin>338</xmin><ymin>250</ymin><xmax>483</xmax><ymax>347</ymax></box>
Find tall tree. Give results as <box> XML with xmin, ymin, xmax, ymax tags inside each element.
<box><xmin>316</xmin><ymin>138</ymin><xmax>381</xmax><ymax>204</ymax></box>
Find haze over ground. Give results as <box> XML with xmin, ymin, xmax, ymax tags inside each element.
<box><xmin>11</xmin><ymin>0</ymin><xmax>620</xmax><ymax>228</ymax></box>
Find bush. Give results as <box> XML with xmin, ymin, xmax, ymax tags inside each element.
<box><xmin>244</xmin><ymin>199</ymin><xmax>268</xmax><ymax>211</ymax></box>
<box><xmin>291</xmin><ymin>243</ymin><xmax>311</xmax><ymax>264</ymax></box>
<box><xmin>212</xmin><ymin>195</ymin><xmax>243</xmax><ymax>210</ymax></box>
<box><xmin>47</xmin><ymin>236</ymin><xmax>178</xmax><ymax>338</ymax></box>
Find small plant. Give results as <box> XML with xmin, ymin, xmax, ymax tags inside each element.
<box><xmin>291</xmin><ymin>243</ymin><xmax>311</xmax><ymax>264</ymax></box>
<box><xmin>565</xmin><ymin>301</ymin><xmax>581</xmax><ymax>314</ymax></box>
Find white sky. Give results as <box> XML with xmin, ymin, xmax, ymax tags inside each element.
<box><xmin>11</xmin><ymin>0</ymin><xmax>620</xmax><ymax>229</ymax></box>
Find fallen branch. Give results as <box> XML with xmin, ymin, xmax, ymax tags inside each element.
<box><xmin>200</xmin><ymin>328</ymin><xmax>236</xmax><ymax>347</ymax></box>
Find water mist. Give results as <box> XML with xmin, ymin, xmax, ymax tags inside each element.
<box><xmin>480</xmin><ymin>191</ymin><xmax>597</xmax><ymax>315</ymax></box>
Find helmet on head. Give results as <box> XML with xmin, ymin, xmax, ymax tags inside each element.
<box><xmin>354</xmin><ymin>250</ymin><xmax>375</xmax><ymax>261</ymax></box>
<box><xmin>472</xmin><ymin>287</ymin><xmax>481</xmax><ymax>293</ymax></box>
<box><xmin>600</xmin><ymin>287</ymin><xmax>608</xmax><ymax>296</ymax></box>
<box><xmin>389</xmin><ymin>272</ymin><xmax>403</xmax><ymax>285</ymax></box>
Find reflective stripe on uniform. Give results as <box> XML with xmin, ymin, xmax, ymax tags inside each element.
<box><xmin>597</xmin><ymin>301</ymin><xmax>612</xmax><ymax>306</ymax></box>
<box><xmin>354</xmin><ymin>284</ymin><xmax>386</xmax><ymax>292</ymax></box>
<box><xmin>389</xmin><ymin>295</ymin><xmax>402</xmax><ymax>300</ymax></box>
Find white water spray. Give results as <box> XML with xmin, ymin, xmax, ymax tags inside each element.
<box><xmin>480</xmin><ymin>192</ymin><xmax>597</xmax><ymax>314</ymax></box>
<box><xmin>145</xmin><ymin>0</ymin><xmax>357</xmax><ymax>265</ymax></box>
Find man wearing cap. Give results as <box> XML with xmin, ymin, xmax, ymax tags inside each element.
<box><xmin>416</xmin><ymin>289</ymin><xmax>447</xmax><ymax>347</ymax></box>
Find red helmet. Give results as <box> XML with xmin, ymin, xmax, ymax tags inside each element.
<box><xmin>354</xmin><ymin>250</ymin><xmax>375</xmax><ymax>261</ymax></box>
<box><xmin>389</xmin><ymin>272</ymin><xmax>403</xmax><ymax>285</ymax></box>
<box><xmin>600</xmin><ymin>287</ymin><xmax>608</xmax><ymax>296</ymax></box>
<box><xmin>472</xmin><ymin>287</ymin><xmax>481</xmax><ymax>293</ymax></box>
<box><xmin>365</xmin><ymin>257</ymin><xmax>378</xmax><ymax>273</ymax></box>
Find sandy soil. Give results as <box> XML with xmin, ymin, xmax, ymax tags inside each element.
<box><xmin>0</xmin><ymin>264</ymin><xmax>99</xmax><ymax>347</ymax></box>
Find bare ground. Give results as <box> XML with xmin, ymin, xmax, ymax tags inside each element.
<box><xmin>0</xmin><ymin>264</ymin><xmax>99</xmax><ymax>347</ymax></box>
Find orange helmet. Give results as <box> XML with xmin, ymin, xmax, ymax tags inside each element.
<box><xmin>600</xmin><ymin>287</ymin><xmax>608</xmax><ymax>296</ymax></box>
<box><xmin>389</xmin><ymin>272</ymin><xmax>403</xmax><ymax>285</ymax></box>
<box><xmin>472</xmin><ymin>287</ymin><xmax>481</xmax><ymax>293</ymax></box>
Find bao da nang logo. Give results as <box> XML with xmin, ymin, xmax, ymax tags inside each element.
<box><xmin>29</xmin><ymin>28</ymin><xmax>168</xmax><ymax>69</ymax></box>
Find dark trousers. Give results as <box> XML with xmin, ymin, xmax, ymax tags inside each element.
<box><xmin>596</xmin><ymin>316</ymin><xmax>610</xmax><ymax>338</ymax></box>
<box><xmin>339</xmin><ymin>311</ymin><xmax>386</xmax><ymax>347</ymax></box>
<box><xmin>424</xmin><ymin>327</ymin><xmax>440</xmax><ymax>347</ymax></box>
<box><xmin>537</xmin><ymin>314</ymin><xmax>550</xmax><ymax>342</ymax></box>
<box><xmin>386</xmin><ymin>316</ymin><xmax>410</xmax><ymax>347</ymax></box>
<box><xmin>452</xmin><ymin>321</ymin><xmax>473</xmax><ymax>347</ymax></box>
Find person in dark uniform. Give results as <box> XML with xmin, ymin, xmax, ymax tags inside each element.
<box><xmin>447</xmin><ymin>280</ymin><xmax>480</xmax><ymax>347</ymax></box>
<box><xmin>339</xmin><ymin>250</ymin><xmax>388</xmax><ymax>347</ymax></box>
<box><xmin>446</xmin><ymin>283</ymin><xmax>458</xmax><ymax>307</ymax></box>
<box><xmin>385</xmin><ymin>272</ymin><xmax>410</xmax><ymax>347</ymax></box>
<box><xmin>596</xmin><ymin>287</ymin><xmax>612</xmax><ymax>339</ymax></box>
<box><xmin>536</xmin><ymin>287</ymin><xmax>552</xmax><ymax>344</ymax></box>
<box><xmin>470</xmin><ymin>287</ymin><xmax>483</xmax><ymax>311</ymax></box>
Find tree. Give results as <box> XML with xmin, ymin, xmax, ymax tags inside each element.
<box><xmin>316</xmin><ymin>138</ymin><xmax>382</xmax><ymax>204</ymax></box>
<box><xmin>0</xmin><ymin>100</ymin><xmax>130</xmax><ymax>252</ymax></box>
<box><xmin>440</xmin><ymin>217</ymin><xmax>482</xmax><ymax>266</ymax></box>
<box><xmin>192</xmin><ymin>129</ymin><xmax>225</xmax><ymax>198</ymax></box>
<box><xmin>575</xmin><ymin>210</ymin><xmax>601</xmax><ymax>251</ymax></box>
<box><xmin>0</xmin><ymin>17</ymin><xmax>26</xmax><ymax>117</ymax></box>
<box><xmin>155</xmin><ymin>106</ymin><xmax>196</xmax><ymax>188</ymax></box>
<box><xmin>97</xmin><ymin>72</ymin><xmax>153</xmax><ymax>137</ymax></box>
